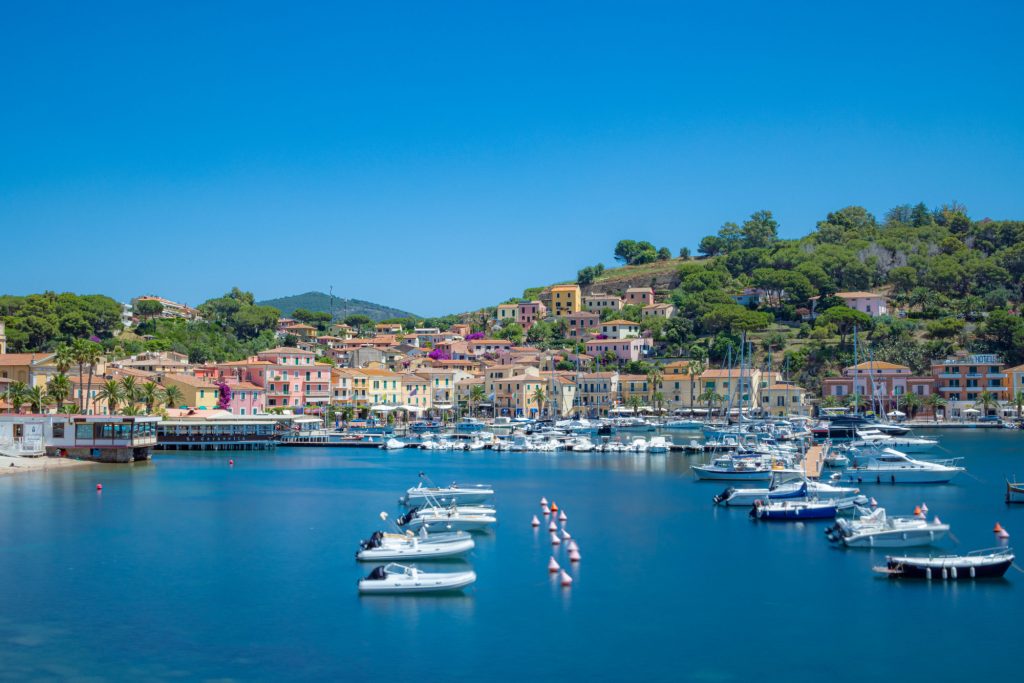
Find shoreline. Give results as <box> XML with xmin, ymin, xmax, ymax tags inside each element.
<box><xmin>0</xmin><ymin>455</ymin><xmax>95</xmax><ymax>477</ymax></box>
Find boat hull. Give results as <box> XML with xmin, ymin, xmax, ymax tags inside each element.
<box><xmin>356</xmin><ymin>537</ymin><xmax>475</xmax><ymax>561</ymax></box>
<box><xmin>841</xmin><ymin>527</ymin><xmax>948</xmax><ymax>548</ymax></box>
<box><xmin>402</xmin><ymin>488</ymin><xmax>495</xmax><ymax>506</ymax></box>
<box><xmin>755</xmin><ymin>503</ymin><xmax>837</xmax><ymax>521</ymax></box>
<box><xmin>358</xmin><ymin>570</ymin><xmax>477</xmax><ymax>594</ymax></box>
<box><xmin>885</xmin><ymin>557</ymin><xmax>1012</xmax><ymax>580</ymax></box>
<box><xmin>693</xmin><ymin>467</ymin><xmax>774</xmax><ymax>482</ymax></box>
<box><xmin>1007</xmin><ymin>483</ymin><xmax>1024</xmax><ymax>504</ymax></box>
<box><xmin>837</xmin><ymin>469</ymin><xmax>960</xmax><ymax>484</ymax></box>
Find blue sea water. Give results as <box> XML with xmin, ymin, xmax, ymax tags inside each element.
<box><xmin>0</xmin><ymin>428</ymin><xmax>1021</xmax><ymax>682</ymax></box>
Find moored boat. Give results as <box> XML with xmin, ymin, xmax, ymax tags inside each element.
<box><xmin>358</xmin><ymin>563</ymin><xmax>477</xmax><ymax>594</ymax></box>
<box><xmin>835</xmin><ymin>448</ymin><xmax>964</xmax><ymax>484</ymax></box>
<box><xmin>356</xmin><ymin>530</ymin><xmax>475</xmax><ymax>561</ymax></box>
<box><xmin>874</xmin><ymin>548</ymin><xmax>1014</xmax><ymax>580</ymax></box>
<box><xmin>752</xmin><ymin>499</ymin><xmax>838</xmax><ymax>521</ymax></box>
<box><xmin>1007</xmin><ymin>480</ymin><xmax>1024</xmax><ymax>504</ymax></box>
<box><xmin>401</xmin><ymin>481</ymin><xmax>495</xmax><ymax>506</ymax></box>
<box><xmin>714</xmin><ymin>477</ymin><xmax>863</xmax><ymax>508</ymax></box>
<box><xmin>826</xmin><ymin>507</ymin><xmax>949</xmax><ymax>548</ymax></box>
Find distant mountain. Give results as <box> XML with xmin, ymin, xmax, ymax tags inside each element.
<box><xmin>256</xmin><ymin>291</ymin><xmax>418</xmax><ymax>322</ymax></box>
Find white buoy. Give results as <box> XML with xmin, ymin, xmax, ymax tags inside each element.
<box><xmin>933</xmin><ymin>516</ymin><xmax>942</xmax><ymax>525</ymax></box>
<box><xmin>540</xmin><ymin>497</ymin><xmax>548</xmax><ymax>507</ymax></box>
<box><xmin>569</xmin><ymin>548</ymin><xmax>581</xmax><ymax>562</ymax></box>
<box><xmin>531</xmin><ymin>515</ymin><xmax>540</xmax><ymax>527</ymax></box>
<box><xmin>870</xmin><ymin>497</ymin><xmax>878</xmax><ymax>508</ymax></box>
<box><xmin>567</xmin><ymin>540</ymin><xmax>579</xmax><ymax>552</ymax></box>
<box><xmin>558</xmin><ymin>510</ymin><xmax>567</xmax><ymax>523</ymax></box>
<box><xmin>997</xmin><ymin>527</ymin><xmax>1010</xmax><ymax>540</ymax></box>
<box><xmin>542</xmin><ymin>505</ymin><xmax>550</xmax><ymax>516</ymax></box>
<box><xmin>921</xmin><ymin>502</ymin><xmax>929</xmax><ymax>514</ymax></box>
<box><xmin>548</xmin><ymin>556</ymin><xmax>560</xmax><ymax>572</ymax></box>
<box><xmin>548</xmin><ymin>520</ymin><xmax>557</xmax><ymax>532</ymax></box>
<box><xmin>550</xmin><ymin>532</ymin><xmax>561</xmax><ymax>545</ymax></box>
<box><xmin>560</xmin><ymin>528</ymin><xmax>571</xmax><ymax>540</ymax></box>
<box><xmin>559</xmin><ymin>569</ymin><xmax>573</xmax><ymax>586</ymax></box>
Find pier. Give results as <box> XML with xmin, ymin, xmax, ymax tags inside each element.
<box><xmin>803</xmin><ymin>444</ymin><xmax>824</xmax><ymax>479</ymax></box>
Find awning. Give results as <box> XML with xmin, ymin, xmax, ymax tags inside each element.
<box><xmin>887</xmin><ymin>410</ymin><xmax>906</xmax><ymax>417</ymax></box>
<box><xmin>963</xmin><ymin>408</ymin><xmax>981</xmax><ymax>415</ymax></box>
<box><xmin>434</xmin><ymin>404</ymin><xmax>454</xmax><ymax>410</ymax></box>
<box><xmin>400</xmin><ymin>405</ymin><xmax>428</xmax><ymax>413</ymax></box>
<box><xmin>370</xmin><ymin>405</ymin><xmax>397</xmax><ymax>413</ymax></box>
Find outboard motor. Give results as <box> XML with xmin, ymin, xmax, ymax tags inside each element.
<box><xmin>712</xmin><ymin>487</ymin><xmax>734</xmax><ymax>505</ymax></box>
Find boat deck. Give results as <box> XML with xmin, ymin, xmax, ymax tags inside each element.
<box><xmin>803</xmin><ymin>444</ymin><xmax>824</xmax><ymax>479</ymax></box>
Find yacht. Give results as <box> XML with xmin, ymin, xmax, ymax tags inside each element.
<box><xmin>692</xmin><ymin>456</ymin><xmax>797</xmax><ymax>482</ymax></box>
<box><xmin>835</xmin><ymin>448</ymin><xmax>964</xmax><ymax>484</ymax></box>
<box><xmin>395</xmin><ymin>505</ymin><xmax>497</xmax><ymax>533</ymax></box>
<box><xmin>849</xmin><ymin>429</ymin><xmax>938</xmax><ymax>454</ymax></box>
<box><xmin>826</xmin><ymin>507</ymin><xmax>949</xmax><ymax>548</ymax></box>
<box><xmin>713</xmin><ymin>476</ymin><xmax>864</xmax><ymax>508</ymax></box>
<box><xmin>752</xmin><ymin>499</ymin><xmax>838</xmax><ymax>521</ymax></box>
<box><xmin>401</xmin><ymin>481</ymin><xmax>494</xmax><ymax>506</ymax></box>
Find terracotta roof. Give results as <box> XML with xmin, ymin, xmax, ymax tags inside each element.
<box><xmin>701</xmin><ymin>368</ymin><xmax>758</xmax><ymax>378</ymax></box>
<box><xmin>161</xmin><ymin>373</ymin><xmax>218</xmax><ymax>388</ymax></box>
<box><xmin>764</xmin><ymin>384</ymin><xmax>806</xmax><ymax>391</ymax></box>
<box><xmin>602</xmin><ymin>320</ymin><xmax>640</xmax><ymax>326</ymax></box>
<box><xmin>0</xmin><ymin>353</ymin><xmax>55</xmax><ymax>366</ymax></box>
<box><xmin>836</xmin><ymin>291</ymin><xmax>885</xmax><ymax>299</ymax></box>
<box><xmin>626</xmin><ymin>287</ymin><xmax>654</xmax><ymax>293</ymax></box>
<box><xmin>229</xmin><ymin>382</ymin><xmax>263</xmax><ymax>391</ymax></box>
<box><xmin>1002</xmin><ymin>363</ymin><xmax>1024</xmax><ymax>374</ymax></box>
<box><xmin>259</xmin><ymin>347</ymin><xmax>313</xmax><ymax>355</ymax></box>
<box><xmin>847</xmin><ymin>361</ymin><xmax>909</xmax><ymax>371</ymax></box>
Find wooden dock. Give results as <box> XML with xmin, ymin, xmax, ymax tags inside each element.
<box><xmin>803</xmin><ymin>444</ymin><xmax>824</xmax><ymax>479</ymax></box>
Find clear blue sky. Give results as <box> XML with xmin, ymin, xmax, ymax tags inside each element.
<box><xmin>2</xmin><ymin>1</ymin><xmax>1022</xmax><ymax>316</ymax></box>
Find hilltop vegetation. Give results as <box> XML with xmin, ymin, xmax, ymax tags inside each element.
<box><xmin>257</xmin><ymin>291</ymin><xmax>418</xmax><ymax>322</ymax></box>
<box><xmin>511</xmin><ymin>203</ymin><xmax>1024</xmax><ymax>393</ymax></box>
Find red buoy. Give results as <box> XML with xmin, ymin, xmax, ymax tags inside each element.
<box><xmin>96</xmin><ymin>483</ymin><xmax>103</xmax><ymax>491</ymax></box>
<box><xmin>229</xmin><ymin>459</ymin><xmax>235</xmax><ymax>466</ymax></box>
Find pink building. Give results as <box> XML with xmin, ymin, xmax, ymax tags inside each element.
<box><xmin>215</xmin><ymin>347</ymin><xmax>332</xmax><ymax>412</ymax></box>
<box><xmin>585</xmin><ymin>338</ymin><xmax>652</xmax><ymax>363</ymax></box>
<box><xmin>517</xmin><ymin>300</ymin><xmax>547</xmax><ymax>330</ymax></box>
<box><xmin>814</xmin><ymin>291</ymin><xmax>889</xmax><ymax>317</ymax></box>
<box><xmin>624</xmin><ymin>287</ymin><xmax>655</xmax><ymax>307</ymax></box>
<box><xmin>562</xmin><ymin>311</ymin><xmax>601</xmax><ymax>339</ymax></box>
<box><xmin>221</xmin><ymin>380</ymin><xmax>266</xmax><ymax>416</ymax></box>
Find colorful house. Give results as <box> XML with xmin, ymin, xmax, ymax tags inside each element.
<box><xmin>583</xmin><ymin>294</ymin><xmax>623</xmax><ymax>314</ymax></box>
<box><xmin>585</xmin><ymin>338</ymin><xmax>651</xmax><ymax>363</ymax></box>
<box><xmin>517</xmin><ymin>301</ymin><xmax>547</xmax><ymax>330</ymax></box>
<box><xmin>600</xmin><ymin>319</ymin><xmax>641</xmax><ymax>339</ymax></box>
<box><xmin>930</xmin><ymin>353</ymin><xmax>1007</xmax><ymax>417</ymax></box>
<box><xmin>158</xmin><ymin>373</ymin><xmax>221</xmax><ymax>410</ymax></box>
<box><xmin>575</xmin><ymin>371</ymin><xmax>619</xmax><ymax>416</ymax></box>
<box><xmin>562</xmin><ymin>311</ymin><xmax>601</xmax><ymax>339</ymax></box>
<box><xmin>624</xmin><ymin>287</ymin><xmax>655</xmax><ymax>307</ymax></box>
<box><xmin>642</xmin><ymin>303</ymin><xmax>674</xmax><ymax>319</ymax></box>
<box><xmin>549</xmin><ymin>285</ymin><xmax>582</xmax><ymax>316</ymax></box>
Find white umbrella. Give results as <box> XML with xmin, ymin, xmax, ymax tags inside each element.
<box><xmin>963</xmin><ymin>408</ymin><xmax>980</xmax><ymax>415</ymax></box>
<box><xmin>887</xmin><ymin>410</ymin><xmax>906</xmax><ymax>418</ymax></box>
<box><xmin>370</xmin><ymin>405</ymin><xmax>396</xmax><ymax>413</ymax></box>
<box><xmin>401</xmin><ymin>405</ymin><xmax>427</xmax><ymax>413</ymax></box>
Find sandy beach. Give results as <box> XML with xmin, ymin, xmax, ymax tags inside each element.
<box><xmin>0</xmin><ymin>455</ymin><xmax>94</xmax><ymax>477</ymax></box>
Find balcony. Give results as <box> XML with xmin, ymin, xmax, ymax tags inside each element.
<box><xmin>987</xmin><ymin>373</ymin><xmax>1007</xmax><ymax>380</ymax></box>
<box><xmin>937</xmin><ymin>373</ymin><xmax>960</xmax><ymax>379</ymax></box>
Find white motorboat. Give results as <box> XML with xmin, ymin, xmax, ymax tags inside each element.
<box><xmin>358</xmin><ymin>563</ymin><xmax>477</xmax><ymax>594</ymax></box>
<box><xmin>627</xmin><ymin>438</ymin><xmax>649</xmax><ymax>452</ymax></box>
<box><xmin>664</xmin><ymin>419</ymin><xmax>703</xmax><ymax>430</ymax></box>
<box><xmin>356</xmin><ymin>530</ymin><xmax>475</xmax><ymax>561</ymax></box>
<box><xmin>826</xmin><ymin>507</ymin><xmax>949</xmax><ymax>548</ymax></box>
<box><xmin>396</xmin><ymin>505</ymin><xmax>497</xmax><ymax>533</ymax></box>
<box><xmin>383</xmin><ymin>438</ymin><xmax>406</xmax><ymax>450</ymax></box>
<box><xmin>465</xmin><ymin>438</ymin><xmax>487</xmax><ymax>451</ymax></box>
<box><xmin>401</xmin><ymin>481</ymin><xmax>495</xmax><ymax>506</ymax></box>
<box><xmin>419</xmin><ymin>440</ymin><xmax>440</xmax><ymax>450</ymax></box>
<box><xmin>851</xmin><ymin>430</ymin><xmax>938</xmax><ymax>454</ymax></box>
<box><xmin>713</xmin><ymin>477</ymin><xmax>864</xmax><ymax>508</ymax></box>
<box><xmin>824</xmin><ymin>451</ymin><xmax>850</xmax><ymax>468</ymax></box>
<box><xmin>752</xmin><ymin>499</ymin><xmax>838</xmax><ymax>521</ymax></box>
<box><xmin>835</xmin><ymin>448</ymin><xmax>964</xmax><ymax>484</ymax></box>
<box><xmin>647</xmin><ymin>436</ymin><xmax>672</xmax><ymax>453</ymax></box>
<box><xmin>693</xmin><ymin>456</ymin><xmax>797</xmax><ymax>482</ymax></box>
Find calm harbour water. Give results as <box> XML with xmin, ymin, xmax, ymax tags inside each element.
<box><xmin>1</xmin><ymin>428</ymin><xmax>1022</xmax><ymax>682</ymax></box>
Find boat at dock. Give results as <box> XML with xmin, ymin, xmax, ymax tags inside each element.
<box><xmin>713</xmin><ymin>476</ymin><xmax>863</xmax><ymax>508</ymax></box>
<box><xmin>826</xmin><ymin>507</ymin><xmax>949</xmax><ymax>547</ymax></box>
<box><xmin>874</xmin><ymin>548</ymin><xmax>1014</xmax><ymax>580</ymax></box>
<box><xmin>357</xmin><ymin>563</ymin><xmax>477</xmax><ymax>594</ymax></box>
<box><xmin>752</xmin><ymin>499</ymin><xmax>838</xmax><ymax>521</ymax></box>
<box><xmin>693</xmin><ymin>455</ymin><xmax>798</xmax><ymax>482</ymax></box>
<box><xmin>1007</xmin><ymin>480</ymin><xmax>1024</xmax><ymax>504</ymax></box>
<box><xmin>834</xmin><ymin>448</ymin><xmax>964</xmax><ymax>484</ymax></box>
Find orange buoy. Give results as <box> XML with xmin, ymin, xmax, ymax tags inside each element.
<box><xmin>913</xmin><ymin>506</ymin><xmax>922</xmax><ymax>517</ymax></box>
<box><xmin>540</xmin><ymin>497</ymin><xmax>548</xmax><ymax>506</ymax></box>
<box><xmin>551</xmin><ymin>502</ymin><xmax>559</xmax><ymax>512</ymax></box>
<box><xmin>95</xmin><ymin>483</ymin><xmax>103</xmax><ymax>491</ymax></box>
<box><xmin>558</xmin><ymin>510</ymin><xmax>567</xmax><ymax>522</ymax></box>
<box><xmin>569</xmin><ymin>548</ymin><xmax>581</xmax><ymax>562</ymax></box>
<box><xmin>559</xmin><ymin>569</ymin><xmax>573</xmax><ymax>586</ymax></box>
<box><xmin>531</xmin><ymin>515</ymin><xmax>540</xmax><ymax>527</ymax></box>
<box><xmin>548</xmin><ymin>520</ymin><xmax>557</xmax><ymax>532</ymax></box>
<box><xmin>548</xmin><ymin>556</ymin><xmax>560</xmax><ymax>572</ymax></box>
<box><xmin>550</xmin><ymin>532</ymin><xmax>561</xmax><ymax>545</ymax></box>
<box><xmin>994</xmin><ymin>522</ymin><xmax>1004</xmax><ymax>533</ymax></box>
<box><xmin>996</xmin><ymin>524</ymin><xmax>1010</xmax><ymax>539</ymax></box>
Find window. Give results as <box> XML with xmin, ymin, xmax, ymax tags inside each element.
<box><xmin>53</xmin><ymin>423</ymin><xmax>65</xmax><ymax>438</ymax></box>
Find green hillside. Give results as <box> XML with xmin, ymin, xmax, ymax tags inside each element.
<box><xmin>257</xmin><ymin>291</ymin><xmax>418</xmax><ymax>322</ymax></box>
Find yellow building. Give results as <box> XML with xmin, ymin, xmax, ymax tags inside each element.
<box><xmin>496</xmin><ymin>304</ymin><xmax>518</xmax><ymax>324</ymax></box>
<box><xmin>617</xmin><ymin>374</ymin><xmax>653</xmax><ymax>407</ymax></box>
<box><xmin>159</xmin><ymin>373</ymin><xmax>221</xmax><ymax>410</ymax></box>
<box><xmin>0</xmin><ymin>352</ymin><xmax>58</xmax><ymax>389</ymax></box>
<box><xmin>759</xmin><ymin>382</ymin><xmax>809</xmax><ymax>416</ymax></box>
<box><xmin>661</xmin><ymin>360</ymin><xmax>702</xmax><ymax>409</ymax></box>
<box><xmin>549</xmin><ymin>285</ymin><xmax>582</xmax><ymax>316</ymax></box>
<box><xmin>401</xmin><ymin>374</ymin><xmax>432</xmax><ymax>410</ymax></box>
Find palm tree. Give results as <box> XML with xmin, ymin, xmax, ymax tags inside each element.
<box><xmin>652</xmin><ymin>391</ymin><xmax>665</xmax><ymax>415</ymax></box>
<box><xmin>341</xmin><ymin>405</ymin><xmax>355</xmax><ymax>423</ymax></box>
<box><xmin>469</xmin><ymin>384</ymin><xmax>486</xmax><ymax>417</ymax></box>
<box><xmin>161</xmin><ymin>385</ymin><xmax>184</xmax><ymax>409</ymax></box>
<box><xmin>846</xmin><ymin>393</ymin><xmax>868</xmax><ymax>412</ymax></box>
<box><xmin>59</xmin><ymin>404</ymin><xmax>78</xmax><ymax>415</ymax></box>
<box><xmin>140</xmin><ymin>381</ymin><xmax>161</xmax><ymax>414</ymax></box>
<box><xmin>53</xmin><ymin>343</ymin><xmax>75</xmax><ymax>375</ymax></box>
<box><xmin>120</xmin><ymin>376</ymin><xmax>139</xmax><ymax>411</ymax></box>
<box><xmin>627</xmin><ymin>394</ymin><xmax>644</xmax><ymax>415</ymax></box>
<box><xmin>97</xmin><ymin>379</ymin><xmax>125</xmax><ymax>415</ymax></box>
<box><xmin>4</xmin><ymin>381</ymin><xmax>29</xmax><ymax>413</ymax></box>
<box><xmin>46</xmin><ymin>374</ymin><xmax>72</xmax><ymax>412</ymax></box>
<box><xmin>925</xmin><ymin>393</ymin><xmax>947</xmax><ymax>422</ymax></box>
<box><xmin>531</xmin><ymin>386</ymin><xmax>546</xmax><ymax>417</ymax></box>
<box><xmin>901</xmin><ymin>391</ymin><xmax>923</xmax><ymax>419</ymax></box>
<box><xmin>1015</xmin><ymin>390</ymin><xmax>1024</xmax><ymax>418</ymax></box>
<box><xmin>698</xmin><ymin>389</ymin><xmax>722</xmax><ymax>418</ymax></box>
<box><xmin>821</xmin><ymin>395</ymin><xmax>842</xmax><ymax>409</ymax></box>
<box><xmin>71</xmin><ymin>339</ymin><xmax>90</xmax><ymax>411</ymax></box>
<box><xmin>974</xmin><ymin>390</ymin><xmax>999</xmax><ymax>417</ymax></box>
<box><xmin>687</xmin><ymin>359</ymin><xmax>706</xmax><ymax>412</ymax></box>
<box><xmin>121</xmin><ymin>404</ymin><xmax>142</xmax><ymax>416</ymax></box>
<box><xmin>72</xmin><ymin>340</ymin><xmax>102</xmax><ymax>414</ymax></box>
<box><xmin>26</xmin><ymin>386</ymin><xmax>51</xmax><ymax>414</ymax></box>
<box><xmin>688</xmin><ymin>358</ymin><xmax>704</xmax><ymax>411</ymax></box>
